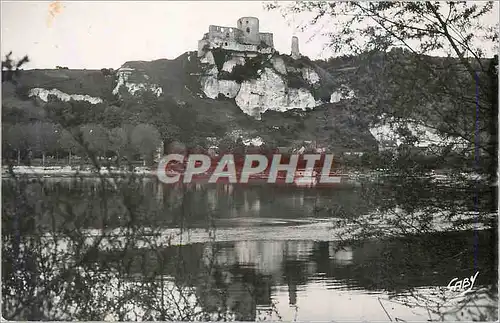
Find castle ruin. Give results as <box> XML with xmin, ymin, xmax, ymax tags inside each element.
<box><xmin>198</xmin><ymin>17</ymin><xmax>300</xmax><ymax>58</ymax></box>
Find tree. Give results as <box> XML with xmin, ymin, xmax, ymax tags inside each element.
<box><xmin>266</xmin><ymin>1</ymin><xmax>498</xmax><ymax>179</ymax></box>
<box><xmin>102</xmin><ymin>105</ymin><xmax>126</xmax><ymax>129</ymax></box>
<box><xmin>218</xmin><ymin>137</ymin><xmax>235</xmax><ymax>155</ymax></box>
<box><xmin>233</xmin><ymin>137</ymin><xmax>246</xmax><ymax>156</ymax></box>
<box><xmin>108</xmin><ymin>127</ymin><xmax>128</xmax><ymax>162</ymax></box>
<box><xmin>58</xmin><ymin>128</ymin><xmax>82</xmax><ymax>165</ymax></box>
<box><xmin>2</xmin><ymin>51</ymin><xmax>29</xmax><ymax>84</ymax></box>
<box><xmin>168</xmin><ymin>102</ymin><xmax>198</xmax><ymax>145</ymax></box>
<box><xmin>80</xmin><ymin>124</ymin><xmax>109</xmax><ymax>158</ymax></box>
<box><xmin>130</xmin><ymin>124</ymin><xmax>161</xmax><ymax>166</ymax></box>
<box><xmin>167</xmin><ymin>140</ymin><xmax>187</xmax><ymax>155</ymax></box>
<box><xmin>3</xmin><ymin>52</ymin><xmax>247</xmax><ymax>321</ymax></box>
<box><xmin>265</xmin><ymin>3</ymin><xmax>499</xmax><ymax>320</ymax></box>
<box><xmin>26</xmin><ymin>122</ymin><xmax>60</xmax><ymax>166</ymax></box>
<box><xmin>46</xmin><ymin>98</ymin><xmax>106</xmax><ymax>128</ymax></box>
<box><xmin>3</xmin><ymin>123</ymin><xmax>29</xmax><ymax>165</ymax></box>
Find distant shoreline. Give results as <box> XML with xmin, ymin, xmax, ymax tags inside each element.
<box><xmin>1</xmin><ymin>165</ymin><xmax>155</xmax><ymax>178</ymax></box>
<box><xmin>1</xmin><ymin>165</ymin><xmax>487</xmax><ymax>186</ymax></box>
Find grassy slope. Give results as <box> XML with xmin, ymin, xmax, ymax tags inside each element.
<box><xmin>14</xmin><ymin>69</ymin><xmax>116</xmax><ymax>101</ymax></box>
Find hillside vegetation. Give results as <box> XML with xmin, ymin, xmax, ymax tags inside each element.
<box><xmin>2</xmin><ymin>49</ymin><xmax>495</xmax><ymax>170</ymax></box>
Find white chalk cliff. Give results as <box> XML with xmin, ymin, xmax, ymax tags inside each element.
<box><xmin>28</xmin><ymin>88</ymin><xmax>103</xmax><ymax>104</ymax></box>
<box><xmin>112</xmin><ymin>67</ymin><xmax>163</xmax><ymax>97</ymax></box>
<box><xmin>369</xmin><ymin>117</ymin><xmax>469</xmax><ymax>149</ymax></box>
<box><xmin>330</xmin><ymin>85</ymin><xmax>356</xmax><ymax>103</ymax></box>
<box><xmin>235</xmin><ymin>68</ymin><xmax>317</xmax><ymax>118</ymax></box>
<box><xmin>199</xmin><ymin>51</ymin><xmax>323</xmax><ymax>119</ymax></box>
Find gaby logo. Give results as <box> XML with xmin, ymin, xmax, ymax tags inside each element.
<box><xmin>156</xmin><ymin>153</ymin><xmax>342</xmax><ymax>185</ymax></box>
<box><xmin>447</xmin><ymin>271</ymin><xmax>479</xmax><ymax>297</ymax></box>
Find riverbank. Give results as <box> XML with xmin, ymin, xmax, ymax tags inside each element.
<box><xmin>1</xmin><ymin>165</ymin><xmax>155</xmax><ymax>177</ymax></box>
<box><xmin>1</xmin><ymin>165</ymin><xmax>489</xmax><ymax>187</ymax></box>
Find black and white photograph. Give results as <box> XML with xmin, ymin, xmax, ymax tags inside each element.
<box><xmin>1</xmin><ymin>1</ymin><xmax>498</xmax><ymax>321</ymax></box>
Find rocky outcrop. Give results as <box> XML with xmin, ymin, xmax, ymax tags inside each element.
<box><xmin>369</xmin><ymin>118</ymin><xmax>469</xmax><ymax>150</ymax></box>
<box><xmin>301</xmin><ymin>67</ymin><xmax>320</xmax><ymax>85</ymax></box>
<box><xmin>199</xmin><ymin>50</ymin><xmax>323</xmax><ymax>119</ymax></box>
<box><xmin>222</xmin><ymin>57</ymin><xmax>246</xmax><ymax>73</ymax></box>
<box><xmin>112</xmin><ymin>67</ymin><xmax>163</xmax><ymax>97</ymax></box>
<box><xmin>235</xmin><ymin>68</ymin><xmax>317</xmax><ymax>119</ymax></box>
<box><xmin>242</xmin><ymin>137</ymin><xmax>264</xmax><ymax>146</ymax></box>
<box><xmin>270</xmin><ymin>57</ymin><xmax>287</xmax><ymax>75</ymax></box>
<box><xmin>286</xmin><ymin>88</ymin><xmax>318</xmax><ymax>108</ymax></box>
<box><xmin>200</xmin><ymin>51</ymin><xmax>216</xmax><ymax>65</ymax></box>
<box><xmin>226</xmin><ymin>130</ymin><xmax>264</xmax><ymax>146</ymax></box>
<box><xmin>28</xmin><ymin>88</ymin><xmax>103</xmax><ymax>104</ymax></box>
<box><xmin>202</xmin><ymin>78</ymin><xmax>241</xmax><ymax>99</ymax></box>
<box><xmin>200</xmin><ymin>62</ymin><xmax>241</xmax><ymax>99</ymax></box>
<box><xmin>330</xmin><ymin>85</ymin><xmax>356</xmax><ymax>103</ymax></box>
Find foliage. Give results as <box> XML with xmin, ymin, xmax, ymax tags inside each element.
<box><xmin>108</xmin><ymin>127</ymin><xmax>128</xmax><ymax>158</ymax></box>
<box><xmin>100</xmin><ymin>68</ymin><xmax>115</xmax><ymax>76</ymax></box>
<box><xmin>3</xmin><ymin>124</ymin><xmax>28</xmax><ymax>151</ymax></box>
<box><xmin>211</xmin><ymin>48</ymin><xmax>230</xmax><ymax>72</ymax></box>
<box><xmin>223</xmin><ymin>55</ymin><xmax>265</xmax><ymax>83</ymax></box>
<box><xmin>1</xmin><ymin>51</ymin><xmax>29</xmax><ymax>83</ymax></box>
<box><xmin>263</xmin><ymin>3</ymin><xmax>499</xmax><ymax>319</ymax></box>
<box><xmin>80</xmin><ymin>123</ymin><xmax>110</xmax><ymax>156</ymax></box>
<box><xmin>58</xmin><ymin>128</ymin><xmax>81</xmax><ymax>155</ymax></box>
<box><xmin>2</xmin><ymin>45</ymin><xmax>498</xmax><ymax>321</ymax></box>
<box><xmin>266</xmin><ymin>1</ymin><xmax>498</xmax><ymax>179</ymax></box>
<box><xmin>130</xmin><ymin>123</ymin><xmax>162</xmax><ymax>165</ymax></box>
<box><xmin>27</xmin><ymin>122</ymin><xmax>60</xmax><ymax>156</ymax></box>
<box><xmin>286</xmin><ymin>73</ymin><xmax>309</xmax><ymax>89</ymax></box>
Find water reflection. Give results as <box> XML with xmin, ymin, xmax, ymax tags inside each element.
<box><xmin>2</xmin><ymin>177</ymin><xmax>497</xmax><ymax>321</ymax></box>
<box><xmin>5</xmin><ymin>176</ymin><xmax>493</xmax><ymax>230</ymax></box>
<box><xmin>3</xmin><ymin>178</ymin><xmax>372</xmax><ymax>231</ymax></box>
<box><xmin>94</xmin><ymin>229</ymin><xmax>496</xmax><ymax>320</ymax></box>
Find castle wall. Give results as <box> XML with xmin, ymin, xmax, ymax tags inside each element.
<box><xmin>259</xmin><ymin>33</ymin><xmax>274</xmax><ymax>48</ymax></box>
<box><xmin>208</xmin><ymin>25</ymin><xmax>243</xmax><ymax>44</ymax></box>
<box><xmin>199</xmin><ymin>42</ymin><xmax>272</xmax><ymax>57</ymax></box>
<box><xmin>222</xmin><ymin>42</ymin><xmax>259</xmax><ymax>52</ymax></box>
<box><xmin>237</xmin><ymin>17</ymin><xmax>260</xmax><ymax>45</ymax></box>
<box><xmin>198</xmin><ymin>18</ymin><xmax>275</xmax><ymax>57</ymax></box>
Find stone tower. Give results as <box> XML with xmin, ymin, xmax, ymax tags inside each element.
<box><xmin>291</xmin><ymin>36</ymin><xmax>300</xmax><ymax>59</ymax></box>
<box><xmin>237</xmin><ymin>17</ymin><xmax>260</xmax><ymax>45</ymax></box>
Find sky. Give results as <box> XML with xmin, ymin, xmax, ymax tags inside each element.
<box><xmin>1</xmin><ymin>1</ymin><xmax>332</xmax><ymax>69</ymax></box>
<box><xmin>1</xmin><ymin>1</ymin><xmax>498</xmax><ymax>70</ymax></box>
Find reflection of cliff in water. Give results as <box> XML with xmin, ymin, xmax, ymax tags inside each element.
<box><xmin>97</xmin><ymin>229</ymin><xmax>496</xmax><ymax>316</ymax></box>
<box><xmin>6</xmin><ymin>173</ymin><xmax>495</xmax><ymax>234</ymax></box>
<box><xmin>12</xmin><ymin>178</ymin><xmax>370</xmax><ymax>230</ymax></box>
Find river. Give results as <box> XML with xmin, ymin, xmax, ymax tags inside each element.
<box><xmin>2</xmin><ymin>176</ymin><xmax>497</xmax><ymax>321</ymax></box>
